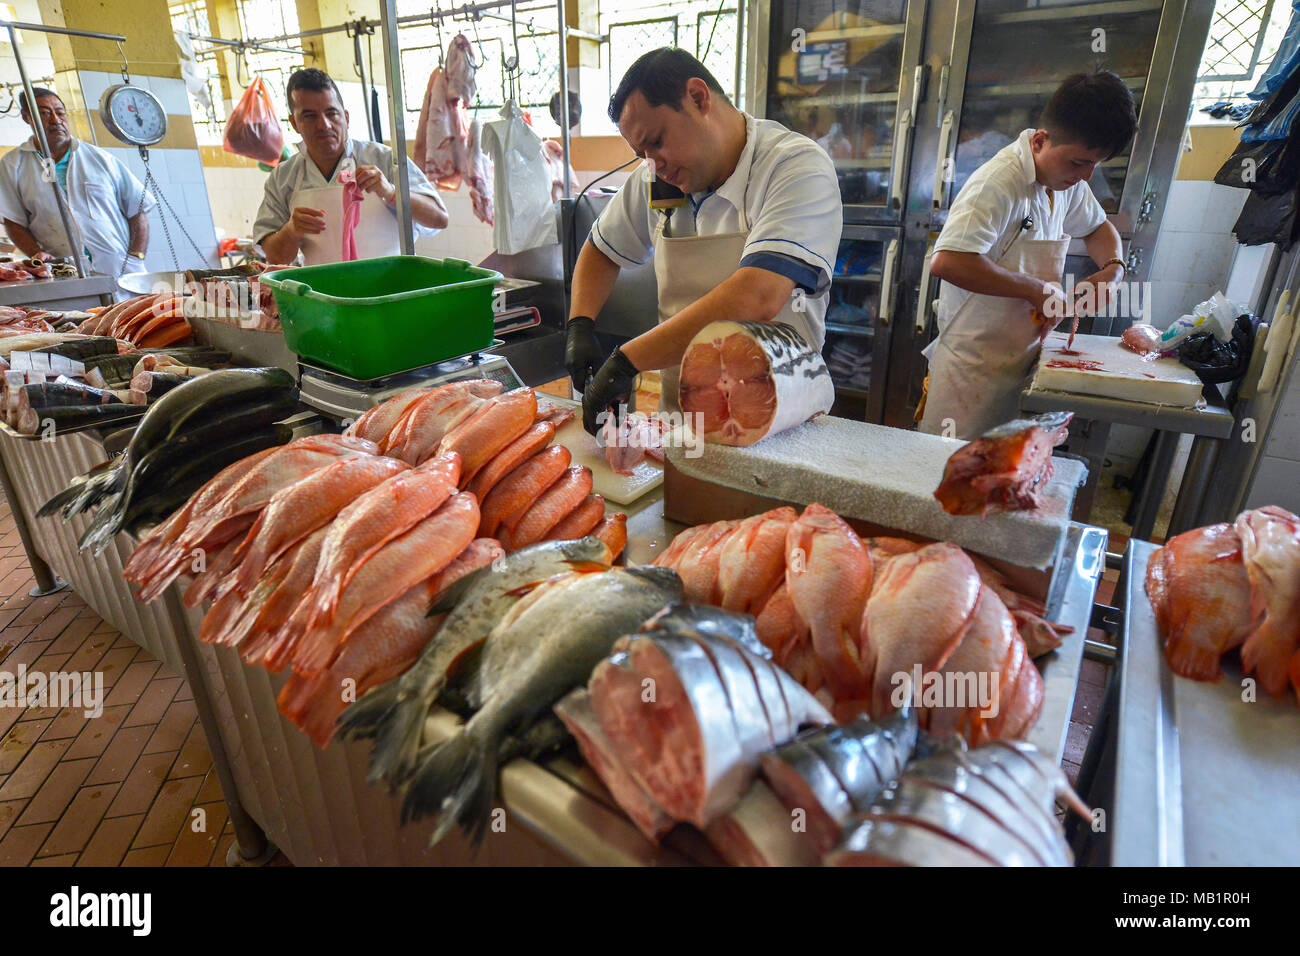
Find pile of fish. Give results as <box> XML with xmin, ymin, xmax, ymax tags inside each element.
<box><xmin>678</xmin><ymin>320</ymin><xmax>835</xmax><ymax>446</ymax></box>
<box><xmin>2</xmin><ymin>337</ymin><xmax>149</xmax><ymax>434</ymax></box>
<box><xmin>345</xmin><ymin>381</ymin><xmax>625</xmax><ymax>553</ymax></box>
<box><xmin>128</xmin><ymin>353</ymin><xmax>214</xmax><ymax>396</ymax></box>
<box><xmin>653</xmin><ymin>504</ymin><xmax>1063</xmax><ymax>739</ymax></box>
<box><xmin>38</xmin><ymin>367</ymin><xmax>299</xmax><ymax>549</ymax></box>
<box><xmin>381</xmin><ymin>562</ymin><xmax>683</xmax><ymax>846</ymax></box>
<box><xmin>933</xmin><ymin>412</ymin><xmax>1073</xmax><ymax>517</ymax></box>
<box><xmin>76</xmin><ymin>292</ymin><xmax>192</xmax><ymax>349</ymax></box>
<box><xmin>191</xmin><ymin>262</ymin><xmax>287</xmax><ymax>332</ymax></box>
<box><xmin>825</xmin><ymin>738</ymin><xmax>1089</xmax><ymax>866</ymax></box>
<box><xmin>0</xmin><ymin>252</ymin><xmax>74</xmax><ymax>281</ymax></box>
<box><xmin>1146</xmin><ymin>505</ymin><xmax>1300</xmax><ymax>706</ymax></box>
<box><xmin>562</xmin><ymin>603</ymin><xmax>1085</xmax><ymax>865</ymax></box>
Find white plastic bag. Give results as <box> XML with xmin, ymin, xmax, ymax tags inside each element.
<box><xmin>480</xmin><ymin>101</ymin><xmax>556</xmax><ymax>255</ymax></box>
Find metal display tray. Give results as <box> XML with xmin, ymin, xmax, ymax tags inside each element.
<box><xmin>0</xmin><ymin>411</ymin><xmax>145</xmax><ymax>441</ymax></box>
<box><xmin>1112</xmin><ymin>541</ymin><xmax>1300</xmax><ymax>866</ymax></box>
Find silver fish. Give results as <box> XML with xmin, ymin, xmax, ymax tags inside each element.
<box><xmin>336</xmin><ymin>536</ymin><xmax>614</xmax><ymax>786</ymax></box>
<box><xmin>826</xmin><ymin>738</ymin><xmax>1089</xmax><ymax>867</ymax></box>
<box><xmin>402</xmin><ymin>565</ymin><xmax>683</xmax><ymax>846</ymax></box>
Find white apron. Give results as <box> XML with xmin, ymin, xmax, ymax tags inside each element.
<box><xmin>291</xmin><ymin>156</ymin><xmax>402</xmax><ymax>265</ymax></box>
<box><xmin>917</xmin><ymin>229</ymin><xmax>1069</xmax><ymax>439</ymax></box>
<box><xmin>652</xmin><ymin>193</ymin><xmax>818</xmax><ymax>413</ymax></box>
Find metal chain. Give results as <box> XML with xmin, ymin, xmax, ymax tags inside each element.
<box><xmin>121</xmin><ymin>149</ymin><xmax>206</xmax><ymax>276</ymax></box>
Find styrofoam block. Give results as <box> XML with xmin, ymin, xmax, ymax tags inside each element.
<box><xmin>1204</xmin><ymin>183</ymin><xmax>1249</xmax><ymax>233</ymax></box>
<box><xmin>1031</xmin><ymin>331</ymin><xmax>1204</xmax><ymax>407</ymax></box>
<box><xmin>665</xmin><ymin>415</ymin><xmax>1084</xmax><ymax>569</ymax></box>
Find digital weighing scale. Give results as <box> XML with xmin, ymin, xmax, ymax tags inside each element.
<box><xmin>296</xmin><ymin>343</ymin><xmax>525</xmax><ymax>425</ymax></box>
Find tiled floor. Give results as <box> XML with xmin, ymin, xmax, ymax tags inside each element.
<box><xmin>0</xmin><ymin>498</ymin><xmax>282</xmax><ymax>867</ymax></box>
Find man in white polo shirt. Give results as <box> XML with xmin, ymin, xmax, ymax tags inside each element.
<box><xmin>917</xmin><ymin>70</ymin><xmax>1135</xmax><ymax>439</ymax></box>
<box><xmin>567</xmin><ymin>47</ymin><xmax>842</xmax><ymax>433</ymax></box>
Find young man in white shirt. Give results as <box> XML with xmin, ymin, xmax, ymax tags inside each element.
<box><xmin>918</xmin><ymin>70</ymin><xmax>1135</xmax><ymax>440</ymax></box>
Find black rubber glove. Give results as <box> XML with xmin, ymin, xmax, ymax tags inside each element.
<box><xmin>582</xmin><ymin>346</ymin><xmax>639</xmax><ymax>436</ymax></box>
<box><xmin>565</xmin><ymin>316</ymin><xmax>601</xmax><ymax>392</ymax></box>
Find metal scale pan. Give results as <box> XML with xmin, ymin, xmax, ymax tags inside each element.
<box><xmin>296</xmin><ymin>340</ymin><xmax>525</xmax><ymax>425</ymax></box>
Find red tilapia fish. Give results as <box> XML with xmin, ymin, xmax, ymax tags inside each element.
<box><xmin>1120</xmin><ymin>323</ymin><xmax>1164</xmax><ymax>359</ymax></box>
<box><xmin>933</xmin><ymin>411</ymin><xmax>1073</xmax><ymax>517</ymax></box>
<box><xmin>679</xmin><ymin>321</ymin><xmax>835</xmax><ymax>446</ymax></box>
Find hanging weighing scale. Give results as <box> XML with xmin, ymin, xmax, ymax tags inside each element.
<box><xmin>98</xmin><ymin>64</ymin><xmax>207</xmax><ymax>279</ymax></box>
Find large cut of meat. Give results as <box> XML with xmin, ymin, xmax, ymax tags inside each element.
<box><xmin>933</xmin><ymin>412</ymin><xmax>1073</xmax><ymax>517</ymax></box>
<box><xmin>679</xmin><ymin>321</ymin><xmax>835</xmax><ymax>446</ymax></box>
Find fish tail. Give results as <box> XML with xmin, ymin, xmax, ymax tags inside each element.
<box><xmin>402</xmin><ymin>726</ymin><xmax>498</xmax><ymax>848</ymax></box>
<box><xmin>76</xmin><ymin>491</ymin><xmax>128</xmax><ymax>555</ymax></box>
<box><xmin>338</xmin><ymin>677</ymin><xmax>426</xmax><ymax>786</ymax></box>
<box><xmin>277</xmin><ymin>671</ymin><xmax>339</xmax><ymax>749</ymax></box>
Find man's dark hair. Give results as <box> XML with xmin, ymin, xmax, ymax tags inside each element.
<box><xmin>19</xmin><ymin>87</ymin><xmax>61</xmax><ymax>118</ymax></box>
<box><xmin>1040</xmin><ymin>70</ymin><xmax>1137</xmax><ymax>160</ymax></box>
<box><xmin>608</xmin><ymin>47</ymin><xmax>726</xmax><ymax>123</ymax></box>
<box><xmin>286</xmin><ymin>68</ymin><xmax>344</xmax><ymax>113</ymax></box>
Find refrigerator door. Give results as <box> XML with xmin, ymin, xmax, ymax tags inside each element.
<box><xmin>934</xmin><ymin>0</ymin><xmax>1166</xmax><ymax>219</ymax></box>
<box><xmin>823</xmin><ymin>223</ymin><xmax>903</xmax><ymax>422</ymax></box>
<box><xmin>755</xmin><ymin>0</ymin><xmax>928</xmax><ymax>223</ymax></box>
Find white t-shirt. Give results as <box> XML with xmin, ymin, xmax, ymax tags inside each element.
<box><xmin>934</xmin><ymin>128</ymin><xmax>1108</xmax><ymax>319</ymax></box>
<box><xmin>588</xmin><ymin>112</ymin><xmax>842</xmax><ymax>348</ymax></box>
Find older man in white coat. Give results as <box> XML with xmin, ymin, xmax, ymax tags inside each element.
<box><xmin>0</xmin><ymin>87</ymin><xmax>154</xmax><ymax>297</ymax></box>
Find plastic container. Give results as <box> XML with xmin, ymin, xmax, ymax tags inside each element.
<box><xmin>261</xmin><ymin>256</ymin><xmax>502</xmax><ymax>380</ymax></box>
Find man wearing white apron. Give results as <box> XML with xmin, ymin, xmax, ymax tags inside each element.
<box><xmin>918</xmin><ymin>70</ymin><xmax>1136</xmax><ymax>440</ymax></box>
<box><xmin>567</xmin><ymin>48</ymin><xmax>842</xmax><ymax>434</ymax></box>
<box><xmin>254</xmin><ymin>69</ymin><xmax>447</xmax><ymax>265</ymax></box>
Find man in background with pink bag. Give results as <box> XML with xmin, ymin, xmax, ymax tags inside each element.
<box><xmin>255</xmin><ymin>69</ymin><xmax>448</xmax><ymax>265</ymax></box>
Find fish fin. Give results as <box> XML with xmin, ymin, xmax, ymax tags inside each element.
<box><xmin>402</xmin><ymin>727</ymin><xmax>498</xmax><ymax>849</ymax></box>
<box><xmin>336</xmin><ymin>680</ymin><xmax>428</xmax><ymax>788</ymax></box>
<box><xmin>565</xmin><ymin>559</ymin><xmax>613</xmax><ymax>573</ymax></box>
<box><xmin>76</xmin><ymin>490</ymin><xmax>128</xmax><ymax>555</ymax></box>
<box><xmin>427</xmin><ymin>565</ymin><xmax>489</xmax><ymax>615</ymax></box>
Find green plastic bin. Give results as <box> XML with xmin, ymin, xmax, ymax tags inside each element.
<box><xmin>261</xmin><ymin>255</ymin><xmax>502</xmax><ymax>380</ymax></box>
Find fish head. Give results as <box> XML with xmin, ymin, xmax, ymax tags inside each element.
<box><xmin>557</xmin><ymin>536</ymin><xmax>615</xmax><ymax>570</ymax></box>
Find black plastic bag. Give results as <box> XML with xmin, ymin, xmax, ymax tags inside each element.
<box><xmin>1215</xmin><ymin>132</ymin><xmax>1300</xmax><ymax>192</ymax></box>
<box><xmin>1178</xmin><ymin>315</ymin><xmax>1256</xmax><ymax>385</ymax></box>
<box><xmin>1233</xmin><ymin>183</ymin><xmax>1300</xmax><ymax>248</ymax></box>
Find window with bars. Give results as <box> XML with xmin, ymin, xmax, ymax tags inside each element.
<box><xmin>168</xmin><ymin>0</ymin><xmax>227</xmax><ymax>143</ymax></box>
<box><xmin>394</xmin><ymin>2</ymin><xmax>563</xmax><ymax>138</ymax></box>
<box><xmin>1194</xmin><ymin>0</ymin><xmax>1292</xmax><ymax>114</ymax></box>
<box><xmin>236</xmin><ymin>0</ymin><xmax>306</xmax><ymax>119</ymax></box>
<box><xmin>602</xmin><ymin>0</ymin><xmax>743</xmax><ymax>103</ymax></box>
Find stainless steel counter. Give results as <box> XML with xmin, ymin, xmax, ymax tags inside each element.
<box><xmin>0</xmin><ymin>274</ymin><xmax>115</xmax><ymax>309</ymax></box>
<box><xmin>0</xmin><ymin>426</ymin><xmax>1109</xmax><ymax>865</ymax></box>
<box><xmin>1111</xmin><ymin>541</ymin><xmax>1300</xmax><ymax>866</ymax></box>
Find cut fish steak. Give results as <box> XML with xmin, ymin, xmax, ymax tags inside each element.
<box><xmin>826</xmin><ymin>738</ymin><xmax>1089</xmax><ymax>867</ymax></box>
<box><xmin>679</xmin><ymin>320</ymin><xmax>835</xmax><ymax>446</ymax></box>
<box><xmin>933</xmin><ymin>412</ymin><xmax>1073</xmax><ymax>517</ymax></box>
<box><xmin>587</xmin><ymin>607</ymin><xmax>833</xmax><ymax>829</ymax></box>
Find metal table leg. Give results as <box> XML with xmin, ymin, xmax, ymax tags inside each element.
<box><xmin>1167</xmin><ymin>435</ymin><xmax>1221</xmax><ymax>538</ymax></box>
<box><xmin>1129</xmin><ymin>429</ymin><xmax>1179</xmax><ymax>542</ymax></box>
<box><xmin>0</xmin><ymin>441</ymin><xmax>65</xmax><ymax>596</ymax></box>
<box><xmin>162</xmin><ymin>589</ymin><xmax>276</xmax><ymax>866</ymax></box>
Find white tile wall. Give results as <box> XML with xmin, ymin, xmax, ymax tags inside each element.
<box><xmin>415</xmin><ymin>188</ymin><xmax>495</xmax><ymax>265</ymax></box>
<box><xmin>1244</xmin><ymin>454</ymin><xmax>1300</xmax><ymax>514</ymax></box>
<box><xmin>1146</xmin><ymin>180</ymin><xmax>1252</xmax><ymax>330</ymax></box>
<box><xmin>102</xmin><ymin>145</ymin><xmax>218</xmax><ymax>270</ymax></box>
<box><xmin>203</xmin><ymin>165</ymin><xmax>268</xmax><ymax>240</ymax></box>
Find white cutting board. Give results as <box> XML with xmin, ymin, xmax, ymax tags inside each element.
<box><xmin>547</xmin><ymin>396</ymin><xmax>665</xmax><ymax>505</ymax></box>
<box><xmin>1030</xmin><ymin>332</ymin><xmax>1204</xmax><ymax>407</ymax></box>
